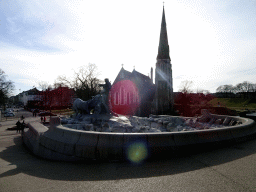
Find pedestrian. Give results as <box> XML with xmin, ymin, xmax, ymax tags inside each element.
<box><xmin>16</xmin><ymin>120</ymin><xmax>21</xmax><ymax>133</ymax></box>
<box><xmin>44</xmin><ymin>116</ymin><xmax>46</xmax><ymax>123</ymax></box>
<box><xmin>21</xmin><ymin>120</ymin><xmax>25</xmax><ymax>133</ymax></box>
<box><xmin>41</xmin><ymin>116</ymin><xmax>43</xmax><ymax>122</ymax></box>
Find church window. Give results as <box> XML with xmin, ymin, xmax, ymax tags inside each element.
<box><xmin>127</xmin><ymin>92</ymin><xmax>130</xmax><ymax>104</ymax></box>
<box><xmin>133</xmin><ymin>91</ymin><xmax>137</xmax><ymax>103</ymax></box>
<box><xmin>114</xmin><ymin>92</ymin><xmax>119</xmax><ymax>105</ymax></box>
<box><xmin>130</xmin><ymin>92</ymin><xmax>134</xmax><ymax>104</ymax></box>
<box><xmin>120</xmin><ymin>87</ymin><xmax>125</xmax><ymax>105</ymax></box>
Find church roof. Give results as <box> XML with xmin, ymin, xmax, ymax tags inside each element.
<box><xmin>131</xmin><ymin>69</ymin><xmax>155</xmax><ymax>101</ymax></box>
<box><xmin>113</xmin><ymin>67</ymin><xmax>152</xmax><ymax>84</ymax></box>
<box><xmin>157</xmin><ymin>6</ymin><xmax>170</xmax><ymax>60</ymax></box>
<box><xmin>112</xmin><ymin>67</ymin><xmax>155</xmax><ymax>103</ymax></box>
<box><xmin>132</xmin><ymin>69</ymin><xmax>151</xmax><ymax>82</ymax></box>
<box><xmin>113</xmin><ymin>67</ymin><xmax>132</xmax><ymax>84</ymax></box>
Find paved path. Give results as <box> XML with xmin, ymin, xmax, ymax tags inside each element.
<box><xmin>1</xmin><ymin>110</ymin><xmax>256</xmax><ymax>191</ymax></box>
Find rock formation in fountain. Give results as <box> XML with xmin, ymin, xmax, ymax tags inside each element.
<box><xmin>64</xmin><ymin>101</ymin><xmax>242</xmax><ymax>133</ymax></box>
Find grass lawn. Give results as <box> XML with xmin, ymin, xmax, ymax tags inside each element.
<box><xmin>208</xmin><ymin>98</ymin><xmax>256</xmax><ymax>112</ymax></box>
<box><xmin>51</xmin><ymin>108</ymin><xmax>74</xmax><ymax>116</ymax></box>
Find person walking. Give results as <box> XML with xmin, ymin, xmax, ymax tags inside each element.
<box><xmin>16</xmin><ymin>120</ymin><xmax>21</xmax><ymax>133</ymax></box>
<box><xmin>21</xmin><ymin>120</ymin><xmax>25</xmax><ymax>133</ymax></box>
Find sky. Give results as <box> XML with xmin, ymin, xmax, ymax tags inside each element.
<box><xmin>1</xmin><ymin>0</ymin><xmax>256</xmax><ymax>96</ymax></box>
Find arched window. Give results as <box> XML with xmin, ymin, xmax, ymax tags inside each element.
<box><xmin>136</xmin><ymin>94</ymin><xmax>139</xmax><ymax>103</ymax></box>
<box><xmin>114</xmin><ymin>92</ymin><xmax>119</xmax><ymax>105</ymax></box>
<box><xmin>120</xmin><ymin>87</ymin><xmax>125</xmax><ymax>105</ymax></box>
<box><xmin>133</xmin><ymin>91</ymin><xmax>136</xmax><ymax>103</ymax></box>
<box><xmin>130</xmin><ymin>92</ymin><xmax>133</xmax><ymax>104</ymax></box>
<box><xmin>127</xmin><ymin>92</ymin><xmax>130</xmax><ymax>104</ymax></box>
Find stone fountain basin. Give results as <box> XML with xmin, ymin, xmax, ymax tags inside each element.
<box><xmin>22</xmin><ymin>113</ymin><xmax>256</xmax><ymax>162</ymax></box>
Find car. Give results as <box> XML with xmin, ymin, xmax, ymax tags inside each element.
<box><xmin>38</xmin><ymin>111</ymin><xmax>57</xmax><ymax>116</ymax></box>
<box><xmin>4</xmin><ymin>112</ymin><xmax>15</xmax><ymax>117</ymax></box>
<box><xmin>4</xmin><ymin>109</ymin><xmax>13</xmax><ymax>114</ymax></box>
<box><xmin>33</xmin><ymin>109</ymin><xmax>40</xmax><ymax>113</ymax></box>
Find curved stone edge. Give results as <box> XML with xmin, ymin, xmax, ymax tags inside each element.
<box><xmin>22</xmin><ymin>115</ymin><xmax>256</xmax><ymax>161</ymax></box>
<box><xmin>22</xmin><ymin>120</ymin><xmax>84</xmax><ymax>161</ymax></box>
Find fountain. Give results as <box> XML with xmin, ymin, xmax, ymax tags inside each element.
<box><xmin>22</xmin><ymin>80</ymin><xmax>256</xmax><ymax>163</ymax></box>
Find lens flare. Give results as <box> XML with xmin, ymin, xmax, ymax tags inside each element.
<box><xmin>127</xmin><ymin>142</ymin><xmax>148</xmax><ymax>163</ymax></box>
<box><xmin>109</xmin><ymin>80</ymin><xmax>140</xmax><ymax>115</ymax></box>
<box><xmin>156</xmin><ymin>68</ymin><xmax>172</xmax><ymax>88</ymax></box>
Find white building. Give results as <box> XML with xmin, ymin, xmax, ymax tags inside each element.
<box><xmin>19</xmin><ymin>88</ymin><xmax>41</xmax><ymax>106</ymax></box>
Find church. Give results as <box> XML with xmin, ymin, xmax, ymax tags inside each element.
<box><xmin>109</xmin><ymin>6</ymin><xmax>173</xmax><ymax>116</ymax></box>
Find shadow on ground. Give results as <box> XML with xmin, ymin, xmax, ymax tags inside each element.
<box><xmin>1</xmin><ymin>129</ymin><xmax>256</xmax><ymax>182</ymax></box>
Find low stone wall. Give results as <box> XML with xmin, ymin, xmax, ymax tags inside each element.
<box><xmin>23</xmin><ymin>115</ymin><xmax>256</xmax><ymax>162</ymax></box>
<box><xmin>22</xmin><ymin>122</ymin><xmax>48</xmax><ymax>155</ymax></box>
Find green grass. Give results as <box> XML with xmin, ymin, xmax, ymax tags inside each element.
<box><xmin>207</xmin><ymin>98</ymin><xmax>256</xmax><ymax>111</ymax></box>
<box><xmin>51</xmin><ymin>109</ymin><xmax>73</xmax><ymax>113</ymax></box>
<box><xmin>51</xmin><ymin>109</ymin><xmax>74</xmax><ymax>116</ymax></box>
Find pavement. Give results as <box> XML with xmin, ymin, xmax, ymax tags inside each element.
<box><xmin>1</xmin><ymin>109</ymin><xmax>256</xmax><ymax>192</ymax></box>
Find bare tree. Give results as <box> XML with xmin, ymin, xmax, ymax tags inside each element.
<box><xmin>53</xmin><ymin>80</ymin><xmax>68</xmax><ymax>89</ymax></box>
<box><xmin>250</xmin><ymin>83</ymin><xmax>256</xmax><ymax>92</ymax></box>
<box><xmin>235</xmin><ymin>81</ymin><xmax>253</xmax><ymax>98</ymax></box>
<box><xmin>236</xmin><ymin>81</ymin><xmax>251</xmax><ymax>92</ymax></box>
<box><xmin>55</xmin><ymin>63</ymin><xmax>103</xmax><ymax>101</ymax></box>
<box><xmin>216</xmin><ymin>84</ymin><xmax>235</xmax><ymax>98</ymax></box>
<box><xmin>55</xmin><ymin>75</ymin><xmax>73</xmax><ymax>88</ymax></box>
<box><xmin>38</xmin><ymin>81</ymin><xmax>50</xmax><ymax>91</ymax></box>
<box><xmin>196</xmin><ymin>89</ymin><xmax>210</xmax><ymax>95</ymax></box>
<box><xmin>0</xmin><ymin>69</ymin><xmax>14</xmax><ymax>107</ymax></box>
<box><xmin>204</xmin><ymin>90</ymin><xmax>210</xmax><ymax>95</ymax></box>
<box><xmin>179</xmin><ymin>80</ymin><xmax>193</xmax><ymax>94</ymax></box>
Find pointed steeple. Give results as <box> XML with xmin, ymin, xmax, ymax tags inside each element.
<box><xmin>157</xmin><ymin>6</ymin><xmax>170</xmax><ymax>60</ymax></box>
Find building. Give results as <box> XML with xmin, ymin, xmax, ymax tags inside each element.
<box><xmin>154</xmin><ymin>6</ymin><xmax>174</xmax><ymax>114</ymax></box>
<box><xmin>109</xmin><ymin>67</ymin><xmax>155</xmax><ymax>116</ymax></box>
<box><xmin>109</xmin><ymin>6</ymin><xmax>173</xmax><ymax>116</ymax></box>
<box><xmin>50</xmin><ymin>86</ymin><xmax>74</xmax><ymax>109</ymax></box>
<box><xmin>11</xmin><ymin>86</ymin><xmax>74</xmax><ymax>110</ymax></box>
<box><xmin>19</xmin><ymin>88</ymin><xmax>41</xmax><ymax>107</ymax></box>
<box><xmin>39</xmin><ymin>86</ymin><xmax>74</xmax><ymax>110</ymax></box>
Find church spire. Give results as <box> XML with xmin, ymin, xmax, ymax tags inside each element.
<box><xmin>157</xmin><ymin>6</ymin><xmax>170</xmax><ymax>60</ymax></box>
